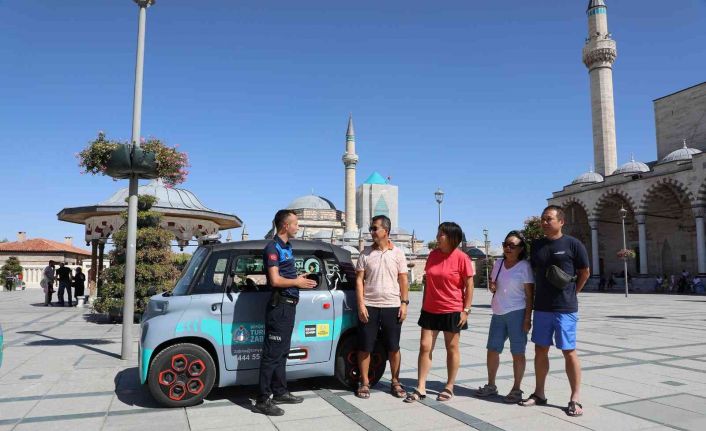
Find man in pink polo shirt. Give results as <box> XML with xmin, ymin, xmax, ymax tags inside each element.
<box><xmin>355</xmin><ymin>215</ymin><xmax>410</xmax><ymax>399</ymax></box>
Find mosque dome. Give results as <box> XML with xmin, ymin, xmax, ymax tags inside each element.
<box><xmin>572</xmin><ymin>170</ymin><xmax>604</xmax><ymax>185</ymax></box>
<box><xmin>342</xmin><ymin>231</ymin><xmax>360</xmax><ymax>240</ymax></box>
<box><xmin>342</xmin><ymin>245</ymin><xmax>360</xmax><ymax>255</ymax></box>
<box><xmin>286</xmin><ymin>195</ymin><xmax>337</xmax><ymax>210</ymax></box>
<box><xmin>312</xmin><ymin>230</ymin><xmax>334</xmax><ymax>239</ymax></box>
<box><xmin>660</xmin><ymin>140</ymin><xmax>702</xmax><ymax>164</ymax></box>
<box><xmin>613</xmin><ymin>156</ymin><xmax>650</xmax><ymax>175</ymax></box>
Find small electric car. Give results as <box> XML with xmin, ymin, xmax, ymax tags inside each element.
<box><xmin>139</xmin><ymin>240</ymin><xmax>388</xmax><ymax>407</ymax></box>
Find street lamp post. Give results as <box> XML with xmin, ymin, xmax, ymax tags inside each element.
<box><xmin>434</xmin><ymin>188</ymin><xmax>444</xmax><ymax>226</ymax></box>
<box><xmin>619</xmin><ymin>206</ymin><xmax>629</xmax><ymax>298</ymax></box>
<box><xmin>483</xmin><ymin>228</ymin><xmax>490</xmax><ymax>291</ymax></box>
<box><xmin>122</xmin><ymin>0</ymin><xmax>154</xmax><ymax>360</ymax></box>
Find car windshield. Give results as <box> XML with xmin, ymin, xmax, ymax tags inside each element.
<box><xmin>171</xmin><ymin>247</ymin><xmax>209</xmax><ymax>296</ymax></box>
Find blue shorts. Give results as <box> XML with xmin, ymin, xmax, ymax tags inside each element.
<box><xmin>486</xmin><ymin>309</ymin><xmax>528</xmax><ymax>354</ymax></box>
<box><xmin>531</xmin><ymin>311</ymin><xmax>578</xmax><ymax>350</ymax></box>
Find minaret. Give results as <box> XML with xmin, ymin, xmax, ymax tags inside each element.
<box><xmin>241</xmin><ymin>224</ymin><xmax>249</xmax><ymax>241</ymax></box>
<box><xmin>342</xmin><ymin>114</ymin><xmax>359</xmax><ymax>233</ymax></box>
<box><xmin>582</xmin><ymin>0</ymin><xmax>618</xmax><ymax>176</ymax></box>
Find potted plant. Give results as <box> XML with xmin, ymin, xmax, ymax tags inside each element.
<box><xmin>78</xmin><ymin>132</ymin><xmax>189</xmax><ymax>186</ymax></box>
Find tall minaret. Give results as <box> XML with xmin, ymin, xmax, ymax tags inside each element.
<box><xmin>342</xmin><ymin>114</ymin><xmax>359</xmax><ymax>233</ymax></box>
<box><xmin>582</xmin><ymin>0</ymin><xmax>618</xmax><ymax>176</ymax></box>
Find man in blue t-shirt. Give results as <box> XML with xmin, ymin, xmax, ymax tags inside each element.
<box><xmin>521</xmin><ymin>205</ymin><xmax>590</xmax><ymax>417</ymax></box>
<box><xmin>254</xmin><ymin>209</ymin><xmax>316</xmax><ymax>416</ymax></box>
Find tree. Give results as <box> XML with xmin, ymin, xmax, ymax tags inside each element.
<box><xmin>522</xmin><ymin>216</ymin><xmax>543</xmax><ymax>242</ymax></box>
<box><xmin>427</xmin><ymin>240</ymin><xmax>438</xmax><ymax>250</ymax></box>
<box><xmin>1</xmin><ymin>256</ymin><xmax>23</xmax><ymax>287</ymax></box>
<box><xmin>94</xmin><ymin>195</ymin><xmax>179</xmax><ymax>318</ymax></box>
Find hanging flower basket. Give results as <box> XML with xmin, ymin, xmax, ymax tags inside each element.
<box><xmin>78</xmin><ymin>132</ymin><xmax>189</xmax><ymax>186</ymax></box>
<box><xmin>104</xmin><ymin>143</ymin><xmax>134</xmax><ymax>179</ymax></box>
<box><xmin>617</xmin><ymin>248</ymin><xmax>636</xmax><ymax>260</ymax></box>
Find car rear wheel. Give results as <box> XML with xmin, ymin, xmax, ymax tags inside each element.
<box><xmin>147</xmin><ymin>343</ymin><xmax>216</xmax><ymax>407</ymax></box>
<box><xmin>335</xmin><ymin>335</ymin><xmax>387</xmax><ymax>389</ymax></box>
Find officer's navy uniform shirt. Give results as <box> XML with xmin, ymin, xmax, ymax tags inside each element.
<box><xmin>264</xmin><ymin>236</ymin><xmax>299</xmax><ymax>299</ymax></box>
<box><xmin>530</xmin><ymin>234</ymin><xmax>589</xmax><ymax>313</ymax></box>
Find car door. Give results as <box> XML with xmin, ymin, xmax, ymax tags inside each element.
<box><xmin>220</xmin><ymin>251</ymin><xmax>335</xmax><ymax>371</ymax></box>
<box><xmin>221</xmin><ymin>252</ymin><xmax>271</xmax><ymax>371</ymax></box>
<box><xmin>289</xmin><ymin>254</ymin><xmax>334</xmax><ymax>364</ymax></box>
<box><xmin>175</xmin><ymin>249</ymin><xmax>230</xmax><ymax>348</ymax></box>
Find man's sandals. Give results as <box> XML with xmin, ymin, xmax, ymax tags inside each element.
<box><xmin>519</xmin><ymin>393</ymin><xmax>548</xmax><ymax>407</ymax></box>
<box><xmin>403</xmin><ymin>389</ymin><xmax>426</xmax><ymax>403</ymax></box>
<box><xmin>567</xmin><ymin>401</ymin><xmax>584</xmax><ymax>417</ymax></box>
<box><xmin>355</xmin><ymin>383</ymin><xmax>370</xmax><ymax>399</ymax></box>
<box><xmin>390</xmin><ymin>381</ymin><xmax>406</xmax><ymax>398</ymax></box>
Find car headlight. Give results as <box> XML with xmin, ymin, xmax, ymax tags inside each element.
<box><xmin>142</xmin><ymin>299</ymin><xmax>169</xmax><ymax>322</ymax></box>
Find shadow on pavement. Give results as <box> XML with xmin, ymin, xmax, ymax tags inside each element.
<box><xmin>114</xmin><ymin>367</ymin><xmax>166</xmax><ymax>409</ymax></box>
<box><xmin>113</xmin><ymin>367</ymin><xmax>346</xmax><ymax>412</ymax></box>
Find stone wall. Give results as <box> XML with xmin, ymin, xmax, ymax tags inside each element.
<box><xmin>655</xmin><ymin>82</ymin><xmax>706</xmax><ymax>160</ymax></box>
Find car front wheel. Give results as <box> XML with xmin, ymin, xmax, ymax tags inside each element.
<box><xmin>334</xmin><ymin>335</ymin><xmax>387</xmax><ymax>389</ymax></box>
<box><xmin>147</xmin><ymin>343</ymin><xmax>216</xmax><ymax>407</ymax></box>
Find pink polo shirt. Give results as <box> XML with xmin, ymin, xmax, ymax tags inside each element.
<box><xmin>356</xmin><ymin>243</ymin><xmax>408</xmax><ymax>308</ymax></box>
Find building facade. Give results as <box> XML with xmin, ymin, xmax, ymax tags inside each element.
<box><xmin>547</xmin><ymin>1</ymin><xmax>706</xmax><ymax>286</ymax></box>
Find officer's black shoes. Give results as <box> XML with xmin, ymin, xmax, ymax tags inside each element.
<box><xmin>253</xmin><ymin>398</ymin><xmax>285</xmax><ymax>416</ymax></box>
<box><xmin>273</xmin><ymin>392</ymin><xmax>304</xmax><ymax>404</ymax></box>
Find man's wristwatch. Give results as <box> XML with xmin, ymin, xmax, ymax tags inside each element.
<box><xmin>400</xmin><ymin>299</ymin><xmax>410</xmax><ymax>305</ymax></box>
<box><xmin>463</xmin><ymin>307</ymin><xmax>471</xmax><ymax>314</ymax></box>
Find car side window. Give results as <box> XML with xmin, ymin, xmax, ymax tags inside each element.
<box><xmin>191</xmin><ymin>250</ymin><xmax>230</xmax><ymax>295</ymax></box>
<box><xmin>323</xmin><ymin>257</ymin><xmax>354</xmax><ymax>290</ymax></box>
<box><xmin>231</xmin><ymin>255</ymin><xmax>270</xmax><ymax>293</ymax></box>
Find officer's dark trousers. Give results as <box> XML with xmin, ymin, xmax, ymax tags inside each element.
<box><xmin>58</xmin><ymin>281</ymin><xmax>72</xmax><ymax>306</ymax></box>
<box><xmin>258</xmin><ymin>300</ymin><xmax>296</xmax><ymax>401</ymax></box>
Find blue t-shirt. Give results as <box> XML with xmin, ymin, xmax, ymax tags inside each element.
<box><xmin>530</xmin><ymin>234</ymin><xmax>589</xmax><ymax>313</ymax></box>
<box><xmin>264</xmin><ymin>236</ymin><xmax>299</xmax><ymax>299</ymax></box>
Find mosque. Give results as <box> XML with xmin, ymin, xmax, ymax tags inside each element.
<box><xmin>547</xmin><ymin>1</ymin><xmax>706</xmax><ymax>287</ymax></box>
<box><xmin>263</xmin><ymin>115</ymin><xmax>430</xmax><ymax>282</ymax></box>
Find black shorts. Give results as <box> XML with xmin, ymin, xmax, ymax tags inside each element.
<box><xmin>357</xmin><ymin>306</ymin><xmax>402</xmax><ymax>353</ymax></box>
<box><xmin>417</xmin><ymin>309</ymin><xmax>468</xmax><ymax>333</ymax></box>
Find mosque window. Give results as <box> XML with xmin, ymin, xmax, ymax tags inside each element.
<box><xmin>374</xmin><ymin>196</ymin><xmax>390</xmax><ymax>218</ymax></box>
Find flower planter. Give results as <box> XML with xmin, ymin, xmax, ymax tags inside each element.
<box><xmin>80</xmin><ymin>133</ymin><xmax>187</xmax><ymax>186</ymax></box>
<box><xmin>131</xmin><ymin>147</ymin><xmax>158</xmax><ymax>179</ymax></box>
<box><xmin>104</xmin><ymin>144</ymin><xmax>133</xmax><ymax>179</ymax></box>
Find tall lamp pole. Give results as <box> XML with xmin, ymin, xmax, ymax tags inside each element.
<box><xmin>483</xmin><ymin>228</ymin><xmax>490</xmax><ymax>291</ymax></box>
<box><xmin>619</xmin><ymin>206</ymin><xmax>629</xmax><ymax>298</ymax></box>
<box><xmin>122</xmin><ymin>0</ymin><xmax>154</xmax><ymax>360</ymax></box>
<box><xmin>434</xmin><ymin>188</ymin><xmax>444</xmax><ymax>227</ymax></box>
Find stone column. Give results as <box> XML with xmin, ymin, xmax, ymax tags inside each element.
<box><xmin>97</xmin><ymin>240</ymin><xmax>106</xmax><ymax>290</ymax></box>
<box><xmin>89</xmin><ymin>240</ymin><xmax>98</xmax><ymax>298</ymax></box>
<box><xmin>589</xmin><ymin>218</ymin><xmax>600</xmax><ymax>277</ymax></box>
<box><xmin>693</xmin><ymin>206</ymin><xmax>706</xmax><ymax>275</ymax></box>
<box><xmin>635</xmin><ymin>213</ymin><xmax>648</xmax><ymax>275</ymax></box>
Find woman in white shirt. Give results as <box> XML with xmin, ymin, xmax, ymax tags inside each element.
<box><xmin>475</xmin><ymin>231</ymin><xmax>534</xmax><ymax>403</ymax></box>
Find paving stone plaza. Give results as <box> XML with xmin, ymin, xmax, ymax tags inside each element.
<box><xmin>1</xmin><ymin>289</ymin><xmax>705</xmax><ymax>430</ymax></box>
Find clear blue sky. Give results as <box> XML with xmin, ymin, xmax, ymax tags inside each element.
<box><xmin>1</xmin><ymin>0</ymin><xmax>705</xmax><ymax>249</ymax></box>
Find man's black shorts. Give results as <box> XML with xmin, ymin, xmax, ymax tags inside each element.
<box><xmin>357</xmin><ymin>306</ymin><xmax>402</xmax><ymax>353</ymax></box>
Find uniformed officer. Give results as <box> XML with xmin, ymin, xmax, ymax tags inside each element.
<box><xmin>254</xmin><ymin>209</ymin><xmax>317</xmax><ymax>416</ymax></box>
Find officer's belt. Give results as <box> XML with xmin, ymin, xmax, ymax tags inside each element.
<box><xmin>272</xmin><ymin>289</ymin><xmax>298</xmax><ymax>306</ymax></box>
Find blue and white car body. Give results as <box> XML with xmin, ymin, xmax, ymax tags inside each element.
<box><xmin>139</xmin><ymin>240</ymin><xmax>386</xmax><ymax>407</ymax></box>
